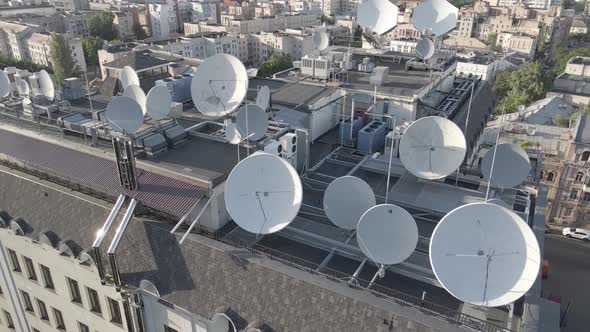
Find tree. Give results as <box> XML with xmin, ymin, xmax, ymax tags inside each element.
<box><xmin>518</xmin><ymin>141</ymin><xmax>531</xmax><ymax>149</ymax></box>
<box><xmin>493</xmin><ymin>70</ymin><xmax>512</xmax><ymax>100</ymax></box>
<box><xmin>562</xmin><ymin>0</ymin><xmax>575</xmax><ymax>9</ymax></box>
<box><xmin>553</xmin><ymin>114</ymin><xmax>571</xmax><ymax>127</ymax></box>
<box><xmin>485</xmin><ymin>32</ymin><xmax>502</xmax><ymax>53</ymax></box>
<box><xmin>256</xmin><ymin>53</ymin><xmax>293</xmax><ymax>78</ymax></box>
<box><xmin>546</xmin><ymin>47</ymin><xmax>590</xmax><ymax>85</ymax></box>
<box><xmin>494</xmin><ymin>90</ymin><xmax>528</xmax><ymax>114</ymax></box>
<box><xmin>49</xmin><ymin>33</ymin><xmax>79</xmax><ymax>85</ymax></box>
<box><xmin>569</xmin><ymin>105</ymin><xmax>590</xmax><ymax>122</ymax></box>
<box><xmin>0</xmin><ymin>54</ymin><xmax>50</xmax><ymax>73</ymax></box>
<box><xmin>87</xmin><ymin>11</ymin><xmax>117</xmax><ymax>41</ymax></box>
<box><xmin>493</xmin><ymin>62</ymin><xmax>547</xmax><ymax>114</ymax></box>
<box><xmin>81</xmin><ymin>36</ymin><xmax>103</xmax><ymax>67</ymax></box>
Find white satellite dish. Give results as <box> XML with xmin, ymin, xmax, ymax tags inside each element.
<box><xmin>145</xmin><ymin>85</ymin><xmax>172</xmax><ymax>120</ymax></box>
<box><xmin>224</xmin><ymin>152</ymin><xmax>303</xmax><ymax>235</ymax></box>
<box><xmin>357</xmin><ymin>204</ymin><xmax>418</xmax><ymax>265</ymax></box>
<box><xmin>430</xmin><ymin>202</ymin><xmax>540</xmax><ymax>307</ymax></box>
<box><xmin>481</xmin><ymin>143</ymin><xmax>530</xmax><ymax>188</ymax></box>
<box><xmin>312</xmin><ymin>29</ymin><xmax>330</xmax><ymax>51</ymax></box>
<box><xmin>0</xmin><ymin>70</ymin><xmax>10</xmax><ymax>97</ymax></box>
<box><xmin>236</xmin><ymin>104</ymin><xmax>268</xmax><ymax>141</ymax></box>
<box><xmin>120</xmin><ymin>66</ymin><xmax>140</xmax><ymax>90</ymax></box>
<box><xmin>191</xmin><ymin>54</ymin><xmax>248</xmax><ymax>117</ymax></box>
<box><xmin>399</xmin><ymin>116</ymin><xmax>466</xmax><ymax>180</ymax></box>
<box><xmin>38</xmin><ymin>70</ymin><xmax>54</xmax><ymax>101</ymax></box>
<box><xmin>323</xmin><ymin>176</ymin><xmax>376</xmax><ymax>230</ymax></box>
<box><xmin>416</xmin><ymin>38</ymin><xmax>435</xmax><ymax>60</ymax></box>
<box><xmin>256</xmin><ymin>85</ymin><xmax>270</xmax><ymax>110</ymax></box>
<box><xmin>518</xmin><ymin>105</ymin><xmax>526</xmax><ymax>112</ymax></box>
<box><xmin>18</xmin><ymin>80</ymin><xmax>30</xmax><ymax>96</ymax></box>
<box><xmin>526</xmin><ymin>127</ymin><xmax>536</xmax><ymax>136</ymax></box>
<box><xmin>105</xmin><ymin>96</ymin><xmax>144</xmax><ymax>134</ymax></box>
<box><xmin>504</xmin><ymin>122</ymin><xmax>514</xmax><ymax>132</ymax></box>
<box><xmin>225</xmin><ymin>123</ymin><xmax>242</xmax><ymax>144</ymax></box>
<box><xmin>357</xmin><ymin>0</ymin><xmax>399</xmax><ymax>35</ymax></box>
<box><xmin>411</xmin><ymin>0</ymin><xmax>459</xmax><ymax>36</ymax></box>
<box><xmin>123</xmin><ymin>84</ymin><xmax>147</xmax><ymax>115</ymax></box>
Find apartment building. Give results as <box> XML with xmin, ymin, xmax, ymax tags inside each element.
<box><xmin>383</xmin><ymin>23</ymin><xmax>421</xmax><ymax>40</ymax></box>
<box><xmin>570</xmin><ymin>19</ymin><xmax>588</xmax><ymax>35</ymax></box>
<box><xmin>476</xmin><ymin>13</ymin><xmax>514</xmax><ymax>39</ymax></box>
<box><xmin>0</xmin><ymin>21</ymin><xmax>37</xmax><ymax>60</ymax></box>
<box><xmin>48</xmin><ymin>0</ymin><xmax>90</xmax><ymax>11</ymax></box>
<box><xmin>149</xmin><ymin>2</ymin><xmax>178</xmax><ymax>38</ymax></box>
<box><xmin>143</xmin><ymin>33</ymin><xmax>249</xmax><ymax>63</ymax></box>
<box><xmin>190</xmin><ymin>1</ymin><xmax>220</xmax><ymax>23</ymax></box>
<box><xmin>97</xmin><ymin>42</ymin><xmax>136</xmax><ymax>79</ymax></box>
<box><xmin>26</xmin><ymin>32</ymin><xmax>87</xmax><ymax>72</ymax></box>
<box><xmin>497</xmin><ymin>31</ymin><xmax>537</xmax><ymax>58</ymax></box>
<box><xmin>62</xmin><ymin>11</ymin><xmax>94</xmax><ymax>37</ymax></box>
<box><xmin>550</xmin><ymin>56</ymin><xmax>590</xmax><ymax>107</ymax></box>
<box><xmin>456</xmin><ymin>9</ymin><xmax>477</xmax><ymax>38</ymax></box>
<box><xmin>114</xmin><ymin>11</ymin><xmax>135</xmax><ymax>40</ymax></box>
<box><xmin>185</xmin><ymin>13</ymin><xmax>319</xmax><ymax>35</ymax></box>
<box><xmin>249</xmin><ymin>29</ymin><xmax>313</xmax><ymax>65</ymax></box>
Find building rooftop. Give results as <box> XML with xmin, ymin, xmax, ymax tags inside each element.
<box><xmin>571</xmin><ymin>19</ymin><xmax>587</xmax><ymax>29</ymax></box>
<box><xmin>574</xmin><ymin>114</ymin><xmax>590</xmax><ymax>144</ymax></box>
<box><xmin>28</xmin><ymin>31</ymin><xmax>50</xmax><ymax>44</ymax></box>
<box><xmin>103</xmin><ymin>50</ymin><xmax>180</xmax><ymax>70</ymax></box>
<box><xmin>569</xmin><ymin>56</ymin><xmax>590</xmax><ymax>65</ymax></box>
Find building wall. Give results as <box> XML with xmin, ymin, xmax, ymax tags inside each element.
<box><xmin>497</xmin><ymin>32</ymin><xmax>537</xmax><ymax>58</ymax></box>
<box><xmin>114</xmin><ymin>11</ymin><xmax>135</xmax><ymax>40</ymax></box>
<box><xmin>457</xmin><ymin>11</ymin><xmax>476</xmax><ymax>38</ymax></box>
<box><xmin>565</xmin><ymin>60</ymin><xmax>590</xmax><ymax>77</ymax></box>
<box><xmin>149</xmin><ymin>3</ymin><xmax>178</xmax><ymax>38</ymax></box>
<box><xmin>456</xmin><ymin>61</ymin><xmax>496</xmax><ymax>81</ymax></box>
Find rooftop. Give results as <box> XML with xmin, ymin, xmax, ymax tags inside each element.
<box><xmin>569</xmin><ymin>56</ymin><xmax>590</xmax><ymax>65</ymax></box>
<box><xmin>103</xmin><ymin>50</ymin><xmax>181</xmax><ymax>70</ymax></box>
<box><xmin>574</xmin><ymin>114</ymin><xmax>590</xmax><ymax>144</ymax></box>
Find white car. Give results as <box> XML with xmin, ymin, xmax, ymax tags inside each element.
<box><xmin>562</xmin><ymin>227</ymin><xmax>590</xmax><ymax>241</ymax></box>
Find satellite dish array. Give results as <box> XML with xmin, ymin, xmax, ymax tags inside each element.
<box><xmin>409</xmin><ymin>0</ymin><xmax>458</xmax><ymax>61</ymax></box>
<box><xmin>0</xmin><ymin>70</ymin><xmax>11</xmax><ymax>98</ymax></box>
<box><xmin>357</xmin><ymin>0</ymin><xmax>399</xmax><ymax>36</ymax></box>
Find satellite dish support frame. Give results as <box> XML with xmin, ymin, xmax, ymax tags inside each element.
<box><xmin>112</xmin><ymin>136</ymin><xmax>139</xmax><ymax>190</ymax></box>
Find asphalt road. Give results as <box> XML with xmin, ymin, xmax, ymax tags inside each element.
<box><xmin>542</xmin><ymin>233</ymin><xmax>590</xmax><ymax>332</ymax></box>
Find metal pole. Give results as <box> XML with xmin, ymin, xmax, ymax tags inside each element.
<box><xmin>455</xmin><ymin>78</ymin><xmax>475</xmax><ymax>185</ymax></box>
<box><xmin>349</xmin><ymin>97</ymin><xmax>355</xmax><ymax>141</ymax></box>
<box><xmin>246</xmin><ymin>103</ymin><xmax>249</xmax><ymax>157</ymax></box>
<box><xmin>485</xmin><ymin>107</ymin><xmax>505</xmax><ymax>202</ymax></box>
<box><xmin>385</xmin><ymin>116</ymin><xmax>396</xmax><ymax>203</ymax></box>
<box><xmin>180</xmin><ymin>196</ymin><xmax>214</xmax><ymax>244</ymax></box>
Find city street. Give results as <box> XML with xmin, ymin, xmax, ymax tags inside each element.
<box><xmin>542</xmin><ymin>233</ymin><xmax>590</xmax><ymax>332</ymax></box>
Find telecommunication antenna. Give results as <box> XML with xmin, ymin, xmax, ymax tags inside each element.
<box><xmin>429</xmin><ymin>202</ymin><xmax>540</xmax><ymax>307</ymax></box>
<box><xmin>481</xmin><ymin>143</ymin><xmax>531</xmax><ymax>189</ymax></box>
<box><xmin>145</xmin><ymin>85</ymin><xmax>172</xmax><ymax>121</ymax></box>
<box><xmin>312</xmin><ymin>29</ymin><xmax>330</xmax><ymax>51</ymax></box>
<box><xmin>416</xmin><ymin>38</ymin><xmax>435</xmax><ymax>61</ymax></box>
<box><xmin>411</xmin><ymin>0</ymin><xmax>459</xmax><ymax>37</ymax></box>
<box><xmin>224</xmin><ymin>152</ymin><xmax>303</xmax><ymax>235</ymax></box>
<box><xmin>120</xmin><ymin>66</ymin><xmax>140</xmax><ymax>91</ymax></box>
<box><xmin>0</xmin><ymin>70</ymin><xmax>10</xmax><ymax>98</ymax></box>
<box><xmin>256</xmin><ymin>85</ymin><xmax>270</xmax><ymax>110</ymax></box>
<box><xmin>38</xmin><ymin>70</ymin><xmax>55</xmax><ymax>101</ymax></box>
<box><xmin>17</xmin><ymin>80</ymin><xmax>30</xmax><ymax>97</ymax></box>
<box><xmin>225</xmin><ymin>123</ymin><xmax>242</xmax><ymax>144</ymax></box>
<box><xmin>323</xmin><ymin>176</ymin><xmax>376</xmax><ymax>230</ymax></box>
<box><xmin>357</xmin><ymin>0</ymin><xmax>399</xmax><ymax>35</ymax></box>
<box><xmin>236</xmin><ymin>104</ymin><xmax>268</xmax><ymax>141</ymax></box>
<box><xmin>123</xmin><ymin>84</ymin><xmax>147</xmax><ymax>115</ymax></box>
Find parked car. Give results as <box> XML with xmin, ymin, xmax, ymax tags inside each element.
<box><xmin>562</xmin><ymin>227</ymin><xmax>590</xmax><ymax>241</ymax></box>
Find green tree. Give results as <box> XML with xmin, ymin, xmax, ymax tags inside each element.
<box><xmin>256</xmin><ymin>53</ymin><xmax>293</xmax><ymax>78</ymax></box>
<box><xmin>570</xmin><ymin>105</ymin><xmax>590</xmax><ymax>122</ymax></box>
<box><xmin>493</xmin><ymin>62</ymin><xmax>547</xmax><ymax>114</ymax></box>
<box><xmin>87</xmin><ymin>11</ymin><xmax>117</xmax><ymax>41</ymax></box>
<box><xmin>553</xmin><ymin>114</ymin><xmax>571</xmax><ymax>127</ymax></box>
<box><xmin>494</xmin><ymin>90</ymin><xmax>528</xmax><ymax>114</ymax></box>
<box><xmin>49</xmin><ymin>33</ymin><xmax>79</xmax><ymax>85</ymax></box>
<box><xmin>0</xmin><ymin>54</ymin><xmax>50</xmax><ymax>73</ymax></box>
<box><xmin>493</xmin><ymin>70</ymin><xmax>512</xmax><ymax>99</ymax></box>
<box><xmin>546</xmin><ymin>47</ymin><xmax>590</xmax><ymax>84</ymax></box>
<box><xmin>518</xmin><ymin>141</ymin><xmax>531</xmax><ymax>149</ymax></box>
<box><xmin>81</xmin><ymin>36</ymin><xmax>103</xmax><ymax>67</ymax></box>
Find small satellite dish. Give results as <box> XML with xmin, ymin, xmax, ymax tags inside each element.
<box><xmin>225</xmin><ymin>123</ymin><xmax>242</xmax><ymax>144</ymax></box>
<box><xmin>120</xmin><ymin>66</ymin><xmax>140</xmax><ymax>90</ymax></box>
<box><xmin>357</xmin><ymin>0</ymin><xmax>399</xmax><ymax>35</ymax></box>
<box><xmin>518</xmin><ymin>105</ymin><xmax>526</xmax><ymax>112</ymax></box>
<box><xmin>191</xmin><ymin>54</ymin><xmax>248</xmax><ymax>117</ymax></box>
<box><xmin>38</xmin><ymin>70</ymin><xmax>54</xmax><ymax>101</ymax></box>
<box><xmin>145</xmin><ymin>86</ymin><xmax>172</xmax><ymax>120</ymax></box>
<box><xmin>256</xmin><ymin>85</ymin><xmax>270</xmax><ymax>110</ymax></box>
<box><xmin>430</xmin><ymin>202</ymin><xmax>540</xmax><ymax>307</ymax></box>
<box><xmin>357</xmin><ymin>204</ymin><xmax>418</xmax><ymax>265</ymax></box>
<box><xmin>416</xmin><ymin>38</ymin><xmax>435</xmax><ymax>60</ymax></box>
<box><xmin>399</xmin><ymin>116</ymin><xmax>466</xmax><ymax>180</ymax></box>
<box><xmin>123</xmin><ymin>84</ymin><xmax>147</xmax><ymax>115</ymax></box>
<box><xmin>18</xmin><ymin>80</ymin><xmax>30</xmax><ymax>96</ymax></box>
<box><xmin>224</xmin><ymin>152</ymin><xmax>303</xmax><ymax>235</ymax></box>
<box><xmin>105</xmin><ymin>96</ymin><xmax>144</xmax><ymax>134</ymax></box>
<box><xmin>323</xmin><ymin>176</ymin><xmax>376</xmax><ymax>230</ymax></box>
<box><xmin>0</xmin><ymin>70</ymin><xmax>10</xmax><ymax>97</ymax></box>
<box><xmin>236</xmin><ymin>104</ymin><xmax>268</xmax><ymax>141</ymax></box>
<box><xmin>312</xmin><ymin>29</ymin><xmax>330</xmax><ymax>51</ymax></box>
<box><xmin>481</xmin><ymin>143</ymin><xmax>530</xmax><ymax>188</ymax></box>
<box><xmin>411</xmin><ymin>0</ymin><xmax>459</xmax><ymax>36</ymax></box>
<box><xmin>526</xmin><ymin>127</ymin><xmax>536</xmax><ymax>136</ymax></box>
<box><xmin>504</xmin><ymin>122</ymin><xmax>514</xmax><ymax>132</ymax></box>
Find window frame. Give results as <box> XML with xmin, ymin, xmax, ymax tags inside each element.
<box><xmin>78</xmin><ymin>322</ymin><xmax>90</xmax><ymax>332</ymax></box>
<box><xmin>21</xmin><ymin>290</ymin><xmax>34</xmax><ymax>313</ymax></box>
<box><xmin>86</xmin><ymin>287</ymin><xmax>102</xmax><ymax>314</ymax></box>
<box><xmin>52</xmin><ymin>307</ymin><xmax>65</xmax><ymax>330</ymax></box>
<box><xmin>36</xmin><ymin>298</ymin><xmax>49</xmax><ymax>321</ymax></box>
<box><xmin>67</xmin><ymin>277</ymin><xmax>82</xmax><ymax>304</ymax></box>
<box><xmin>39</xmin><ymin>264</ymin><xmax>54</xmax><ymax>290</ymax></box>
<box><xmin>107</xmin><ymin>297</ymin><xmax>123</xmax><ymax>324</ymax></box>
<box><xmin>23</xmin><ymin>256</ymin><xmax>37</xmax><ymax>281</ymax></box>
<box><xmin>3</xmin><ymin>310</ymin><xmax>15</xmax><ymax>329</ymax></box>
<box><xmin>7</xmin><ymin>249</ymin><xmax>21</xmax><ymax>272</ymax></box>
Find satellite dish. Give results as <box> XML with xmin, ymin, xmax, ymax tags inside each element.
<box><xmin>0</xmin><ymin>70</ymin><xmax>10</xmax><ymax>97</ymax></box>
<box><xmin>526</xmin><ymin>127</ymin><xmax>536</xmax><ymax>136</ymax></box>
<box><xmin>18</xmin><ymin>80</ymin><xmax>30</xmax><ymax>96</ymax></box>
<box><xmin>224</xmin><ymin>152</ymin><xmax>303</xmax><ymax>235</ymax></box>
<box><xmin>357</xmin><ymin>0</ymin><xmax>399</xmax><ymax>35</ymax></box>
<box><xmin>191</xmin><ymin>54</ymin><xmax>248</xmax><ymax>117</ymax></box>
<box><xmin>225</xmin><ymin>123</ymin><xmax>242</xmax><ymax>144</ymax></box>
<box><xmin>123</xmin><ymin>85</ymin><xmax>147</xmax><ymax>115</ymax></box>
<box><xmin>145</xmin><ymin>86</ymin><xmax>172</xmax><ymax>120</ymax></box>
<box><xmin>411</xmin><ymin>0</ymin><xmax>459</xmax><ymax>36</ymax></box>
<box><xmin>430</xmin><ymin>202</ymin><xmax>540</xmax><ymax>307</ymax></box>
<box><xmin>105</xmin><ymin>96</ymin><xmax>144</xmax><ymax>134</ymax></box>
<box><xmin>236</xmin><ymin>104</ymin><xmax>268</xmax><ymax>141</ymax></box>
<box><xmin>120</xmin><ymin>66</ymin><xmax>140</xmax><ymax>90</ymax></box>
<box><xmin>357</xmin><ymin>204</ymin><xmax>418</xmax><ymax>265</ymax></box>
<box><xmin>312</xmin><ymin>29</ymin><xmax>329</xmax><ymax>51</ymax></box>
<box><xmin>504</xmin><ymin>122</ymin><xmax>514</xmax><ymax>132</ymax></box>
<box><xmin>518</xmin><ymin>105</ymin><xmax>526</xmax><ymax>112</ymax></box>
<box><xmin>399</xmin><ymin>116</ymin><xmax>466</xmax><ymax>180</ymax></box>
<box><xmin>38</xmin><ymin>70</ymin><xmax>54</xmax><ymax>101</ymax></box>
<box><xmin>481</xmin><ymin>143</ymin><xmax>530</xmax><ymax>188</ymax></box>
<box><xmin>416</xmin><ymin>38</ymin><xmax>435</xmax><ymax>60</ymax></box>
<box><xmin>256</xmin><ymin>85</ymin><xmax>270</xmax><ymax>110</ymax></box>
<box><xmin>323</xmin><ymin>176</ymin><xmax>376</xmax><ymax>230</ymax></box>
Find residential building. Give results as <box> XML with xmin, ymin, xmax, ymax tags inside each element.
<box><xmin>0</xmin><ymin>5</ymin><xmax>56</xmax><ymax>18</ymax></box>
<box><xmin>97</xmin><ymin>42</ymin><xmax>136</xmax><ymax>79</ymax></box>
<box><xmin>549</xmin><ymin>56</ymin><xmax>590</xmax><ymax>107</ymax></box>
<box><xmin>497</xmin><ymin>32</ymin><xmax>537</xmax><ymax>58</ymax></box>
<box><xmin>384</xmin><ymin>23</ymin><xmax>421</xmax><ymax>40</ymax></box>
<box><xmin>456</xmin><ymin>9</ymin><xmax>478</xmax><ymax>38</ymax></box>
<box><xmin>476</xmin><ymin>14</ymin><xmax>514</xmax><ymax>39</ymax></box>
<box><xmin>48</xmin><ymin>0</ymin><xmax>89</xmax><ymax>11</ymax></box>
<box><xmin>5</xmin><ymin>13</ymin><xmax>64</xmax><ymax>33</ymax></box>
<box><xmin>0</xmin><ymin>21</ymin><xmax>37</xmax><ymax>61</ymax></box>
<box><xmin>190</xmin><ymin>1</ymin><xmax>220</xmax><ymax>23</ymax></box>
<box><xmin>317</xmin><ymin>0</ymin><xmax>340</xmax><ymax>15</ymax></box>
<box><xmin>26</xmin><ymin>32</ymin><xmax>87</xmax><ymax>72</ymax></box>
<box><xmin>149</xmin><ymin>3</ymin><xmax>178</xmax><ymax>38</ymax></box>
<box><xmin>389</xmin><ymin>39</ymin><xmax>418</xmax><ymax>54</ymax></box>
<box><xmin>249</xmin><ymin>29</ymin><xmax>313</xmax><ymax>65</ymax></box>
<box><xmin>443</xmin><ymin>36</ymin><xmax>490</xmax><ymax>51</ymax></box>
<box><xmin>570</xmin><ymin>19</ymin><xmax>588</xmax><ymax>35</ymax></box>
<box><xmin>61</xmin><ymin>11</ymin><xmax>94</xmax><ymax>37</ymax></box>
<box><xmin>290</xmin><ymin>0</ymin><xmax>321</xmax><ymax>14</ymax></box>
<box><xmin>184</xmin><ymin>13</ymin><xmax>319</xmax><ymax>35</ymax></box>
<box><xmin>114</xmin><ymin>11</ymin><xmax>135</xmax><ymax>40</ymax></box>
<box><xmin>455</xmin><ymin>52</ymin><xmax>502</xmax><ymax>81</ymax></box>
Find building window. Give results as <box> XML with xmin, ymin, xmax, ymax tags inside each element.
<box><xmin>78</xmin><ymin>322</ymin><xmax>90</xmax><ymax>332</ymax></box>
<box><xmin>3</xmin><ymin>310</ymin><xmax>14</xmax><ymax>329</ymax></box>
<box><xmin>67</xmin><ymin>277</ymin><xmax>82</xmax><ymax>303</ymax></box>
<box><xmin>563</xmin><ymin>207</ymin><xmax>573</xmax><ymax>217</ymax></box>
<box><xmin>21</xmin><ymin>290</ymin><xmax>34</xmax><ymax>312</ymax></box>
<box><xmin>570</xmin><ymin>190</ymin><xmax>579</xmax><ymax>200</ymax></box>
<box><xmin>36</xmin><ymin>299</ymin><xmax>49</xmax><ymax>321</ymax></box>
<box><xmin>23</xmin><ymin>257</ymin><xmax>37</xmax><ymax>281</ymax></box>
<box><xmin>108</xmin><ymin>297</ymin><xmax>122</xmax><ymax>324</ymax></box>
<box><xmin>53</xmin><ymin>308</ymin><xmax>65</xmax><ymax>330</ymax></box>
<box><xmin>87</xmin><ymin>287</ymin><xmax>102</xmax><ymax>314</ymax></box>
<box><xmin>547</xmin><ymin>172</ymin><xmax>555</xmax><ymax>182</ymax></box>
<box><xmin>40</xmin><ymin>265</ymin><xmax>54</xmax><ymax>289</ymax></box>
<box><xmin>164</xmin><ymin>326</ymin><xmax>179</xmax><ymax>332</ymax></box>
<box><xmin>582</xmin><ymin>151</ymin><xmax>590</xmax><ymax>161</ymax></box>
<box><xmin>7</xmin><ymin>249</ymin><xmax>21</xmax><ymax>272</ymax></box>
<box><xmin>576</xmin><ymin>171</ymin><xmax>585</xmax><ymax>182</ymax></box>
<box><xmin>540</xmin><ymin>170</ymin><xmax>544</xmax><ymax>179</ymax></box>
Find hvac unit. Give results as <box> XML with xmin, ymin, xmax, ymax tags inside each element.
<box><xmin>163</xmin><ymin>124</ymin><xmax>188</xmax><ymax>147</ymax></box>
<box><xmin>339</xmin><ymin>116</ymin><xmax>363</xmax><ymax>146</ymax></box>
<box><xmin>280</xmin><ymin>133</ymin><xmax>297</xmax><ymax>156</ymax></box>
<box><xmin>293</xmin><ymin>60</ymin><xmax>302</xmax><ymax>68</ymax></box>
<box><xmin>170</xmin><ymin>102</ymin><xmax>183</xmax><ymax>117</ymax></box>
<box><xmin>314</xmin><ymin>56</ymin><xmax>332</xmax><ymax>80</ymax></box>
<box><xmin>263</xmin><ymin>140</ymin><xmax>283</xmax><ymax>156</ymax></box>
<box><xmin>142</xmin><ymin>133</ymin><xmax>168</xmax><ymax>158</ymax></box>
<box><xmin>357</xmin><ymin>120</ymin><xmax>387</xmax><ymax>155</ymax></box>
<box><xmin>301</xmin><ymin>56</ymin><xmax>315</xmax><ymax>76</ymax></box>
<box><xmin>62</xmin><ymin>78</ymin><xmax>85</xmax><ymax>101</ymax></box>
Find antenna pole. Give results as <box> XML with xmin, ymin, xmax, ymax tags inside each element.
<box><xmin>245</xmin><ymin>102</ymin><xmax>250</xmax><ymax>157</ymax></box>
<box><xmin>455</xmin><ymin>77</ymin><xmax>475</xmax><ymax>185</ymax></box>
<box><xmin>349</xmin><ymin>97</ymin><xmax>355</xmax><ymax>142</ymax></box>
<box><xmin>485</xmin><ymin>107</ymin><xmax>505</xmax><ymax>202</ymax></box>
<box><xmin>385</xmin><ymin>115</ymin><xmax>396</xmax><ymax>203</ymax></box>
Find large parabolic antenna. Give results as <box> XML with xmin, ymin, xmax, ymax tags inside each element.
<box><xmin>430</xmin><ymin>202</ymin><xmax>540</xmax><ymax>307</ymax></box>
<box><xmin>411</xmin><ymin>0</ymin><xmax>459</xmax><ymax>36</ymax></box>
<box><xmin>18</xmin><ymin>80</ymin><xmax>30</xmax><ymax>96</ymax></box>
<box><xmin>225</xmin><ymin>123</ymin><xmax>242</xmax><ymax>144</ymax></box>
<box><xmin>120</xmin><ymin>66</ymin><xmax>140</xmax><ymax>90</ymax></box>
<box><xmin>145</xmin><ymin>85</ymin><xmax>172</xmax><ymax>120</ymax></box>
<box><xmin>399</xmin><ymin>116</ymin><xmax>466</xmax><ymax>180</ymax></box>
<box><xmin>323</xmin><ymin>176</ymin><xmax>376</xmax><ymax>230</ymax></box>
<box><xmin>123</xmin><ymin>84</ymin><xmax>147</xmax><ymax>115</ymax></box>
<box><xmin>105</xmin><ymin>96</ymin><xmax>144</xmax><ymax>134</ymax></box>
<box><xmin>224</xmin><ymin>152</ymin><xmax>303</xmax><ymax>235</ymax></box>
<box><xmin>357</xmin><ymin>204</ymin><xmax>418</xmax><ymax>265</ymax></box>
<box><xmin>191</xmin><ymin>54</ymin><xmax>248</xmax><ymax>117</ymax></box>
<box><xmin>236</xmin><ymin>105</ymin><xmax>268</xmax><ymax>141</ymax></box>
<box><xmin>38</xmin><ymin>70</ymin><xmax>54</xmax><ymax>101</ymax></box>
<box><xmin>416</xmin><ymin>38</ymin><xmax>435</xmax><ymax>60</ymax></box>
<box><xmin>357</xmin><ymin>0</ymin><xmax>399</xmax><ymax>35</ymax></box>
<box><xmin>312</xmin><ymin>29</ymin><xmax>330</xmax><ymax>51</ymax></box>
<box><xmin>0</xmin><ymin>70</ymin><xmax>10</xmax><ymax>97</ymax></box>
<box><xmin>256</xmin><ymin>85</ymin><xmax>270</xmax><ymax>110</ymax></box>
<box><xmin>481</xmin><ymin>143</ymin><xmax>531</xmax><ymax>188</ymax></box>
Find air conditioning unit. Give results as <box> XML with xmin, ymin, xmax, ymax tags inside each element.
<box><xmin>263</xmin><ymin>140</ymin><xmax>283</xmax><ymax>156</ymax></box>
<box><xmin>280</xmin><ymin>133</ymin><xmax>297</xmax><ymax>156</ymax></box>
